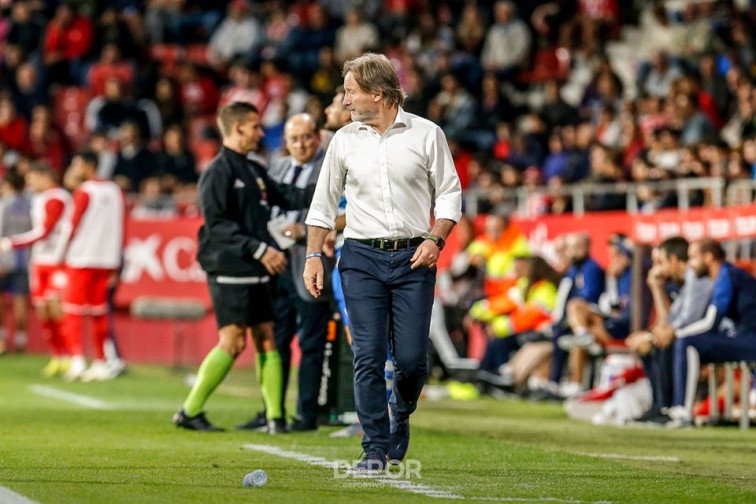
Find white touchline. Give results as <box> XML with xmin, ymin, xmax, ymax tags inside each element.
<box><xmin>29</xmin><ymin>385</ymin><xmax>114</xmax><ymax>410</ymax></box>
<box><xmin>578</xmin><ymin>453</ymin><xmax>680</xmax><ymax>463</ymax></box>
<box><xmin>0</xmin><ymin>484</ymin><xmax>41</xmax><ymax>504</ymax></box>
<box><xmin>243</xmin><ymin>444</ymin><xmax>612</xmax><ymax>503</ymax></box>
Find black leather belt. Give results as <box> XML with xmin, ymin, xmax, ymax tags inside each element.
<box><xmin>351</xmin><ymin>237</ymin><xmax>425</xmax><ymax>251</ymax></box>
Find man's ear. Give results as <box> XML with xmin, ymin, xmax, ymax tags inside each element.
<box><xmin>372</xmin><ymin>92</ymin><xmax>382</xmax><ymax>103</ymax></box>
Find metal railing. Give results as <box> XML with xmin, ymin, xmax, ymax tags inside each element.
<box><xmin>463</xmin><ymin>177</ymin><xmax>755</xmax><ymax>217</ymax></box>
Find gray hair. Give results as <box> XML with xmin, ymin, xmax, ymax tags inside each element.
<box><xmin>342</xmin><ymin>53</ymin><xmax>406</xmax><ymax>108</ymax></box>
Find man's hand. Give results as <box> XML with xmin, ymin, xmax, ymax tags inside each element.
<box><xmin>626</xmin><ymin>331</ymin><xmax>653</xmax><ymax>356</ymax></box>
<box><xmin>0</xmin><ymin>238</ymin><xmax>11</xmax><ymax>253</ymax></box>
<box><xmin>260</xmin><ymin>247</ymin><xmax>287</xmax><ymax>275</ymax></box>
<box><xmin>303</xmin><ymin>256</ymin><xmax>324</xmax><ymax>298</ymax></box>
<box><xmin>279</xmin><ymin>222</ymin><xmax>306</xmax><ymax>241</ymax></box>
<box><xmin>652</xmin><ymin>323</ymin><xmax>675</xmax><ymax>348</ymax></box>
<box><xmin>647</xmin><ymin>265</ymin><xmax>667</xmax><ymax>290</ymax></box>
<box><xmin>410</xmin><ymin>240</ymin><xmax>440</xmax><ymax>269</ymax></box>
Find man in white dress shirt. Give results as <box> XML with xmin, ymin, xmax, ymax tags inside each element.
<box><xmin>303</xmin><ymin>53</ymin><xmax>462</xmax><ymax>471</ymax></box>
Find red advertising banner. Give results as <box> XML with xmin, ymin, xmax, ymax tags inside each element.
<box><xmin>115</xmin><ymin>217</ymin><xmax>210</xmax><ymax>308</ymax></box>
<box><xmin>631</xmin><ymin>204</ymin><xmax>756</xmax><ymax>244</ymax></box>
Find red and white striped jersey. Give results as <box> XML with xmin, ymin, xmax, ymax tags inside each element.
<box><xmin>10</xmin><ymin>187</ymin><xmax>72</xmax><ymax>266</ymax></box>
<box><xmin>63</xmin><ymin>179</ymin><xmax>125</xmax><ymax>269</ymax></box>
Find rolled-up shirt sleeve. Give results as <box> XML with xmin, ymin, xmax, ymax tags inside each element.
<box><xmin>428</xmin><ymin>126</ymin><xmax>462</xmax><ymax>224</ymax></box>
<box><xmin>305</xmin><ymin>133</ymin><xmax>346</xmax><ymax>230</ymax></box>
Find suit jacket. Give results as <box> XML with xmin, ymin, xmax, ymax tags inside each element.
<box><xmin>267</xmin><ymin>148</ymin><xmax>333</xmax><ymax>303</ymax></box>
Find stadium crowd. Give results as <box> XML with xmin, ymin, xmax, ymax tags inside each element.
<box><xmin>0</xmin><ymin>0</ymin><xmax>754</xmax><ymax>430</ymax></box>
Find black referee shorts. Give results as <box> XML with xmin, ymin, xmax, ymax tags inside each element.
<box><xmin>207</xmin><ymin>276</ymin><xmax>274</xmax><ymax>328</ymax></box>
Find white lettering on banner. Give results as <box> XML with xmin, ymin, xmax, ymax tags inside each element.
<box><xmin>682</xmin><ymin>221</ymin><xmax>705</xmax><ymax>241</ymax></box>
<box><xmin>122</xmin><ymin>234</ymin><xmax>205</xmax><ymax>284</ymax></box>
<box><xmin>635</xmin><ymin>223</ymin><xmax>657</xmax><ymax>244</ymax></box>
<box><xmin>658</xmin><ymin>222</ymin><xmax>681</xmax><ymax>239</ymax></box>
<box><xmin>122</xmin><ymin>234</ymin><xmax>164</xmax><ymax>283</ymax></box>
<box><xmin>735</xmin><ymin>216</ymin><xmax>756</xmax><ymax>237</ymax></box>
<box><xmin>164</xmin><ymin>237</ymin><xmax>206</xmax><ymax>282</ymax></box>
<box><xmin>707</xmin><ymin>219</ymin><xmax>730</xmax><ymax>239</ymax></box>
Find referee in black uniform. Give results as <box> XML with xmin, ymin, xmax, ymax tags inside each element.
<box><xmin>173</xmin><ymin>102</ymin><xmax>314</xmax><ymax>433</ymax></box>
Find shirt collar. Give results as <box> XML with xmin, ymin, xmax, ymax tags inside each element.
<box><xmin>357</xmin><ymin>106</ymin><xmax>409</xmax><ymax>133</ymax></box>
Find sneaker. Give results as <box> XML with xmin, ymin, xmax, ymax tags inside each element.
<box><xmin>81</xmin><ymin>360</ymin><xmax>115</xmax><ymax>382</ymax></box>
<box><xmin>42</xmin><ymin>358</ymin><xmax>62</xmax><ymax>378</ymax></box>
<box><xmin>234</xmin><ymin>410</ymin><xmax>267</xmax><ymax>430</ymax></box>
<box><xmin>288</xmin><ymin>417</ymin><xmax>317</xmax><ymax>432</ymax></box>
<box><xmin>665</xmin><ymin>406</ymin><xmax>693</xmax><ymax>429</ymax></box>
<box><xmin>330</xmin><ymin>422</ymin><xmax>363</xmax><ymax>438</ymax></box>
<box><xmin>387</xmin><ymin>414</ymin><xmax>410</xmax><ymax>465</ymax></box>
<box><xmin>63</xmin><ymin>356</ymin><xmax>87</xmax><ymax>382</ymax></box>
<box><xmin>557</xmin><ymin>332</ymin><xmax>596</xmax><ymax>350</ymax></box>
<box><xmin>350</xmin><ymin>449</ymin><xmax>387</xmax><ymax>473</ymax></box>
<box><xmin>267</xmin><ymin>418</ymin><xmax>287</xmax><ymax>435</ymax></box>
<box><xmin>173</xmin><ymin>409</ymin><xmax>224</xmax><ymax>431</ymax></box>
<box><xmin>106</xmin><ymin>359</ymin><xmax>127</xmax><ymax>378</ymax></box>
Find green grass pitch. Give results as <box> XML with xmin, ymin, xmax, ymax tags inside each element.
<box><xmin>1</xmin><ymin>354</ymin><xmax>756</xmax><ymax>503</ymax></box>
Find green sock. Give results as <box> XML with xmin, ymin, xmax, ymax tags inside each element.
<box><xmin>183</xmin><ymin>347</ymin><xmax>234</xmax><ymax>416</ymax></box>
<box><xmin>259</xmin><ymin>350</ymin><xmax>283</xmax><ymax>420</ymax></box>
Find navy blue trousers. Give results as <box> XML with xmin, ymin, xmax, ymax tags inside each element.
<box><xmin>673</xmin><ymin>330</ymin><xmax>756</xmax><ymax>406</ymax></box>
<box><xmin>338</xmin><ymin>240</ymin><xmax>436</xmax><ymax>454</ymax></box>
<box><xmin>640</xmin><ymin>344</ymin><xmax>674</xmax><ymax>411</ymax></box>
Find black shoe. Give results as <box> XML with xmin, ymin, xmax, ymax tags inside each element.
<box><xmin>234</xmin><ymin>410</ymin><xmax>268</xmax><ymax>430</ymax></box>
<box><xmin>633</xmin><ymin>408</ymin><xmax>662</xmax><ymax>422</ymax></box>
<box><xmin>267</xmin><ymin>418</ymin><xmax>287</xmax><ymax>435</ymax></box>
<box><xmin>350</xmin><ymin>449</ymin><xmax>387</xmax><ymax>472</ymax></box>
<box><xmin>288</xmin><ymin>417</ymin><xmax>317</xmax><ymax>432</ymax></box>
<box><xmin>388</xmin><ymin>414</ymin><xmax>410</xmax><ymax>465</ymax></box>
<box><xmin>173</xmin><ymin>409</ymin><xmax>225</xmax><ymax>431</ymax></box>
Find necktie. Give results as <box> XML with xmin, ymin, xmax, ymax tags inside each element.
<box><xmin>290</xmin><ymin>165</ymin><xmax>304</xmax><ymax>186</ymax></box>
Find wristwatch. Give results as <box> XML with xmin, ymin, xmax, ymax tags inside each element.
<box><xmin>424</xmin><ymin>234</ymin><xmax>445</xmax><ymax>251</ymax></box>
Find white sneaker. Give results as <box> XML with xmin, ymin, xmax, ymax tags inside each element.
<box><xmin>559</xmin><ymin>381</ymin><xmax>584</xmax><ymax>398</ymax></box>
<box><xmin>81</xmin><ymin>360</ymin><xmax>115</xmax><ymax>382</ymax></box>
<box><xmin>665</xmin><ymin>406</ymin><xmax>693</xmax><ymax>428</ymax></box>
<box><xmin>64</xmin><ymin>356</ymin><xmax>87</xmax><ymax>382</ymax></box>
<box><xmin>106</xmin><ymin>359</ymin><xmax>127</xmax><ymax>378</ymax></box>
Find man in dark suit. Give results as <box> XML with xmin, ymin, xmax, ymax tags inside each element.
<box><xmin>237</xmin><ymin>113</ymin><xmax>332</xmax><ymax>432</ymax></box>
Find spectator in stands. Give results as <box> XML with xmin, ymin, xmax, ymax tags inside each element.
<box><xmin>154</xmin><ymin>124</ymin><xmax>197</xmax><ymax>192</ymax></box>
<box><xmin>0</xmin><ymin>161</ymin><xmax>72</xmax><ymax>375</ymax></box>
<box><xmin>543</xmin><ymin>130</ymin><xmax>569</xmax><ymax>183</ymax></box>
<box><xmin>626</xmin><ymin>236</ymin><xmax>714</xmax><ymax>424</ymax></box>
<box><xmin>0</xmin><ymin>171</ymin><xmax>31</xmax><ymax>355</ymax></box>
<box><xmin>334</xmin><ymin>8</ymin><xmax>378</xmax><ymax>63</ymax></box>
<box><xmin>558</xmin><ymin>234</ymin><xmax>645</xmax><ymax>396</ymax></box>
<box><xmin>640</xmin><ymin>51</ymin><xmax>681</xmax><ymax>99</ymax></box>
<box><xmin>674</xmin><ymin>93</ymin><xmax>716</xmax><ymax>147</ymax></box>
<box><xmin>130</xmin><ymin>176</ymin><xmax>177</xmax><ymax>220</ymax></box>
<box><xmin>541</xmin><ymin>80</ymin><xmax>580</xmax><ymax>131</ymax></box>
<box><xmin>586</xmin><ymin>145</ymin><xmax>626</xmax><ymax>211</ymax></box>
<box><xmin>153</xmin><ymin>77</ymin><xmax>186</xmax><ymax>131</ymax></box>
<box><xmin>12</xmin><ymin>63</ymin><xmax>47</xmax><ymax>122</ymax></box>
<box><xmin>428</xmin><ymin>73</ymin><xmax>476</xmax><ymax>141</ymax></box>
<box><xmin>208</xmin><ymin>0</ymin><xmax>261</xmax><ymax>70</ymax></box>
<box><xmin>86</xmin><ymin>78</ymin><xmax>151</xmax><ymax>140</ymax></box>
<box><xmin>87</xmin><ymin>132</ymin><xmax>117</xmax><ymax>181</ymax></box>
<box><xmin>43</xmin><ymin>2</ymin><xmax>93</xmax><ymax>86</ymax></box>
<box><xmin>535</xmin><ymin>232</ymin><xmax>604</xmax><ymax>400</ymax></box>
<box><xmin>456</xmin><ymin>3</ymin><xmax>486</xmax><ymax>55</ymax></box>
<box><xmin>113</xmin><ymin>121</ymin><xmax>156</xmax><ymax>193</ymax></box>
<box><xmin>665</xmin><ymin>239</ymin><xmax>756</xmax><ymax>427</ymax></box>
<box><xmin>87</xmin><ymin>44</ymin><xmax>135</xmax><ymax>97</ymax></box>
<box><xmin>459</xmin><ymin>72</ymin><xmax>514</xmax><ymax>152</ymax></box>
<box><xmin>309</xmin><ymin>47</ymin><xmax>343</xmax><ymax>106</ymax></box>
<box><xmin>219</xmin><ymin>61</ymin><xmax>268</xmax><ymax>113</ymax></box>
<box><xmin>6</xmin><ymin>1</ymin><xmax>43</xmax><ymax>58</ymax></box>
<box><xmin>481</xmin><ymin>1</ymin><xmax>532</xmax><ymax>79</ymax></box>
<box><xmin>91</xmin><ymin>7</ymin><xmax>138</xmax><ymax>62</ymax></box>
<box><xmin>176</xmin><ymin>62</ymin><xmax>219</xmax><ymax>118</ymax></box>
<box><xmin>284</xmin><ymin>4</ymin><xmax>336</xmax><ymax>84</ymax></box>
<box><xmin>0</xmin><ymin>98</ymin><xmax>28</xmax><ymax>153</ymax></box>
<box><xmin>0</xmin><ymin>44</ymin><xmax>26</xmax><ymax>93</ymax></box>
<box><xmin>23</xmin><ymin>106</ymin><xmax>69</xmax><ymax>174</ymax></box>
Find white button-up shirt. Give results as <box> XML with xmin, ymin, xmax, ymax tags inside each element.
<box><xmin>305</xmin><ymin>107</ymin><xmax>462</xmax><ymax>239</ymax></box>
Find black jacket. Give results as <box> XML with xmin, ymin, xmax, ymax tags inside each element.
<box><xmin>197</xmin><ymin>146</ymin><xmax>314</xmax><ymax>277</ymax></box>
